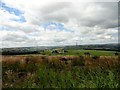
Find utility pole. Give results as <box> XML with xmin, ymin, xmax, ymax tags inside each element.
<box><xmin>76</xmin><ymin>40</ymin><xmax>78</xmax><ymax>46</ymax></box>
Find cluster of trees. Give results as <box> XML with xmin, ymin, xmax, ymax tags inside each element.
<box><xmin>2</xmin><ymin>50</ymin><xmax>40</xmax><ymax>55</ymax></box>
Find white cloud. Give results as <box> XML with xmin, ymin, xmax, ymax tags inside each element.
<box><xmin>0</xmin><ymin>9</ymin><xmax>19</xmax><ymax>21</ymax></box>
<box><xmin>0</xmin><ymin>0</ymin><xmax>118</xmax><ymax>48</ymax></box>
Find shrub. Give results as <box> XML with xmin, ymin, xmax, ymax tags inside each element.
<box><xmin>92</xmin><ymin>56</ymin><xmax>100</xmax><ymax>60</ymax></box>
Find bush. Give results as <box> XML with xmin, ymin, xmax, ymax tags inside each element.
<box><xmin>92</xmin><ymin>56</ymin><xmax>100</xmax><ymax>60</ymax></box>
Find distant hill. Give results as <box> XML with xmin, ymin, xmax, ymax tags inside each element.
<box><xmin>1</xmin><ymin>43</ymin><xmax>119</xmax><ymax>55</ymax></box>
<box><xmin>1</xmin><ymin>46</ymin><xmax>53</xmax><ymax>55</ymax></box>
<box><xmin>64</xmin><ymin>43</ymin><xmax>120</xmax><ymax>51</ymax></box>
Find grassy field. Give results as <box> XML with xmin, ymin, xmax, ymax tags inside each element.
<box><xmin>2</xmin><ymin>50</ymin><xmax>120</xmax><ymax>88</ymax></box>
<box><xmin>59</xmin><ymin>50</ymin><xmax>117</xmax><ymax>56</ymax></box>
<box><xmin>33</xmin><ymin>49</ymin><xmax>119</xmax><ymax>56</ymax></box>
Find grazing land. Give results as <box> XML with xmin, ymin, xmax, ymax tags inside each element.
<box><xmin>39</xmin><ymin>49</ymin><xmax>119</xmax><ymax>56</ymax></box>
<box><xmin>2</xmin><ymin>49</ymin><xmax>120</xmax><ymax>88</ymax></box>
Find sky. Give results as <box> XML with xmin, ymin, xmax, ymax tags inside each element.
<box><xmin>0</xmin><ymin>0</ymin><xmax>119</xmax><ymax>48</ymax></box>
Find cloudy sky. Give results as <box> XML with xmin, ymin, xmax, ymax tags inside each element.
<box><xmin>0</xmin><ymin>0</ymin><xmax>119</xmax><ymax>48</ymax></box>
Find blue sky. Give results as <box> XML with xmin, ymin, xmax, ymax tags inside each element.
<box><xmin>1</xmin><ymin>1</ymin><xmax>22</xmax><ymax>16</ymax></box>
<box><xmin>0</xmin><ymin>0</ymin><xmax>118</xmax><ymax>48</ymax></box>
<box><xmin>0</xmin><ymin>1</ymin><xmax>72</xmax><ymax>31</ymax></box>
<box><xmin>0</xmin><ymin>1</ymin><xmax>26</xmax><ymax>23</ymax></box>
<box><xmin>42</xmin><ymin>22</ymin><xmax>74</xmax><ymax>32</ymax></box>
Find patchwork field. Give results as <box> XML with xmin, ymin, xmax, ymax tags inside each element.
<box><xmin>1</xmin><ymin>50</ymin><xmax>120</xmax><ymax>88</ymax></box>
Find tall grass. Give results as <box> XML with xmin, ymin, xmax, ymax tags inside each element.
<box><xmin>2</xmin><ymin>55</ymin><xmax>119</xmax><ymax>88</ymax></box>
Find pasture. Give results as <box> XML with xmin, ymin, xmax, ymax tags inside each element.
<box><xmin>25</xmin><ymin>49</ymin><xmax>119</xmax><ymax>56</ymax></box>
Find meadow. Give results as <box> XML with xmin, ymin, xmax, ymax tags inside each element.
<box><xmin>40</xmin><ymin>50</ymin><xmax>118</xmax><ymax>56</ymax></box>
<box><xmin>2</xmin><ymin>50</ymin><xmax>120</xmax><ymax>88</ymax></box>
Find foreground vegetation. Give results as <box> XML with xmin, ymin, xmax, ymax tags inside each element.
<box><xmin>2</xmin><ymin>50</ymin><xmax>120</xmax><ymax>88</ymax></box>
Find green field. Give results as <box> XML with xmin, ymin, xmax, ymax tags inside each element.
<box><xmin>39</xmin><ymin>49</ymin><xmax>119</xmax><ymax>56</ymax></box>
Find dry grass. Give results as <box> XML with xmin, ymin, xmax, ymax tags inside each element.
<box><xmin>2</xmin><ymin>55</ymin><xmax>119</xmax><ymax>69</ymax></box>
